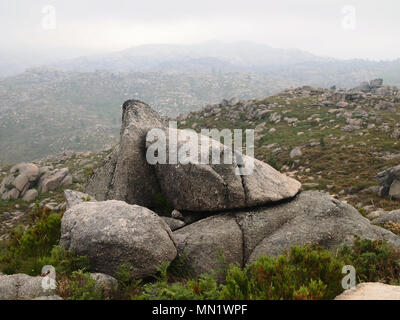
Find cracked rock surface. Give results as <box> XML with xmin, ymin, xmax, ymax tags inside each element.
<box><xmin>147</xmin><ymin>128</ymin><xmax>301</xmax><ymax>211</ymax></box>
<box><xmin>85</xmin><ymin>100</ymin><xmax>165</xmax><ymax>207</ymax></box>
<box><xmin>173</xmin><ymin>191</ymin><xmax>400</xmax><ymax>276</ymax></box>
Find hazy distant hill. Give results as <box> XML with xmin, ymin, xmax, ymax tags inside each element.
<box><xmin>49</xmin><ymin>42</ymin><xmax>400</xmax><ymax>88</ymax></box>
<box><xmin>0</xmin><ymin>68</ymin><xmax>298</xmax><ymax>163</ymax></box>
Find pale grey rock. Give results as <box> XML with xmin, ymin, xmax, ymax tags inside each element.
<box><xmin>64</xmin><ymin>189</ymin><xmax>95</xmax><ymax>210</ymax></box>
<box><xmin>0</xmin><ymin>274</ymin><xmax>54</xmax><ymax>300</ymax></box>
<box><xmin>38</xmin><ymin>168</ymin><xmax>72</xmax><ymax>193</ymax></box>
<box><xmin>173</xmin><ymin>191</ymin><xmax>400</xmax><ymax>275</ymax></box>
<box><xmin>22</xmin><ymin>189</ymin><xmax>38</xmax><ymax>202</ymax></box>
<box><xmin>173</xmin><ymin>214</ymin><xmax>243</xmax><ymax>277</ymax></box>
<box><xmin>389</xmin><ymin>180</ymin><xmax>400</xmax><ymax>199</ymax></box>
<box><xmin>0</xmin><ymin>163</ymin><xmax>40</xmax><ymax>200</ymax></box>
<box><xmin>161</xmin><ymin>217</ymin><xmax>185</xmax><ymax>231</ymax></box>
<box><xmin>335</xmin><ymin>283</ymin><xmax>400</xmax><ymax>300</ymax></box>
<box><xmin>90</xmin><ymin>273</ymin><xmax>118</xmax><ymax>291</ymax></box>
<box><xmin>60</xmin><ymin>200</ymin><xmax>177</xmax><ymax>278</ymax></box>
<box><xmin>391</xmin><ymin>128</ymin><xmax>400</xmax><ymax>139</ymax></box>
<box><xmin>171</xmin><ymin>209</ymin><xmax>184</xmax><ymax>220</ymax></box>
<box><xmin>84</xmin><ymin>146</ymin><xmax>119</xmax><ymax>201</ymax></box>
<box><xmin>290</xmin><ymin>147</ymin><xmax>302</xmax><ymax>159</ymax></box>
<box><xmin>148</xmin><ymin>128</ymin><xmax>301</xmax><ymax>212</ymax></box>
<box><xmin>372</xmin><ymin>209</ymin><xmax>400</xmax><ymax>225</ymax></box>
<box><xmin>378</xmin><ymin>165</ymin><xmax>400</xmax><ymax>198</ymax></box>
<box><xmin>32</xmin><ymin>295</ymin><xmax>63</xmax><ymax>300</ymax></box>
<box><xmin>367</xmin><ymin>210</ymin><xmax>386</xmax><ymax>220</ymax></box>
<box><xmin>85</xmin><ymin>100</ymin><xmax>165</xmax><ymax>208</ymax></box>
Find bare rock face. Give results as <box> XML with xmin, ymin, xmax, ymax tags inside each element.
<box><xmin>64</xmin><ymin>189</ymin><xmax>95</xmax><ymax>210</ymax></box>
<box><xmin>173</xmin><ymin>214</ymin><xmax>243</xmax><ymax>277</ymax></box>
<box><xmin>0</xmin><ymin>163</ymin><xmax>40</xmax><ymax>200</ymax></box>
<box><xmin>335</xmin><ymin>283</ymin><xmax>400</xmax><ymax>300</ymax></box>
<box><xmin>84</xmin><ymin>146</ymin><xmax>119</xmax><ymax>201</ymax></box>
<box><xmin>60</xmin><ymin>200</ymin><xmax>177</xmax><ymax>278</ymax></box>
<box><xmin>147</xmin><ymin>128</ymin><xmax>301</xmax><ymax>211</ymax></box>
<box><xmin>85</xmin><ymin>100</ymin><xmax>165</xmax><ymax>207</ymax></box>
<box><xmin>173</xmin><ymin>191</ymin><xmax>400</xmax><ymax>276</ymax></box>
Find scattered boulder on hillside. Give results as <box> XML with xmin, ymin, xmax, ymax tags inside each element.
<box><xmin>147</xmin><ymin>128</ymin><xmax>301</xmax><ymax>211</ymax></box>
<box><xmin>0</xmin><ymin>163</ymin><xmax>74</xmax><ymax>201</ymax></box>
<box><xmin>372</xmin><ymin>209</ymin><xmax>400</xmax><ymax>225</ymax></box>
<box><xmin>38</xmin><ymin>167</ymin><xmax>73</xmax><ymax>193</ymax></box>
<box><xmin>173</xmin><ymin>191</ymin><xmax>400</xmax><ymax>276</ymax></box>
<box><xmin>0</xmin><ymin>163</ymin><xmax>39</xmax><ymax>200</ymax></box>
<box><xmin>391</xmin><ymin>128</ymin><xmax>400</xmax><ymax>139</ymax></box>
<box><xmin>335</xmin><ymin>283</ymin><xmax>400</xmax><ymax>300</ymax></box>
<box><xmin>377</xmin><ymin>164</ymin><xmax>400</xmax><ymax>199</ymax></box>
<box><xmin>21</xmin><ymin>189</ymin><xmax>39</xmax><ymax>202</ymax></box>
<box><xmin>0</xmin><ymin>273</ymin><xmax>55</xmax><ymax>300</ymax></box>
<box><xmin>60</xmin><ymin>200</ymin><xmax>177</xmax><ymax>278</ymax></box>
<box><xmin>290</xmin><ymin>146</ymin><xmax>302</xmax><ymax>159</ymax></box>
<box><xmin>85</xmin><ymin>100</ymin><xmax>165</xmax><ymax>207</ymax></box>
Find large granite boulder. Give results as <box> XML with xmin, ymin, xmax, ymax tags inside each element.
<box><xmin>85</xmin><ymin>100</ymin><xmax>165</xmax><ymax>207</ymax></box>
<box><xmin>147</xmin><ymin>128</ymin><xmax>301</xmax><ymax>211</ymax></box>
<box><xmin>173</xmin><ymin>191</ymin><xmax>400</xmax><ymax>276</ymax></box>
<box><xmin>60</xmin><ymin>200</ymin><xmax>177</xmax><ymax>278</ymax></box>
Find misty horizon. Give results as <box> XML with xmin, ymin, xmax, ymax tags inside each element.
<box><xmin>1</xmin><ymin>0</ymin><xmax>400</xmax><ymax>64</ymax></box>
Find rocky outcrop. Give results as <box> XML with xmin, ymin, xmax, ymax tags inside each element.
<box><xmin>173</xmin><ymin>191</ymin><xmax>400</xmax><ymax>276</ymax></box>
<box><xmin>85</xmin><ymin>100</ymin><xmax>300</xmax><ymax>211</ymax></box>
<box><xmin>60</xmin><ymin>200</ymin><xmax>177</xmax><ymax>278</ymax></box>
<box><xmin>335</xmin><ymin>283</ymin><xmax>400</xmax><ymax>300</ymax></box>
<box><xmin>0</xmin><ymin>163</ymin><xmax>72</xmax><ymax>201</ymax></box>
<box><xmin>0</xmin><ymin>163</ymin><xmax>40</xmax><ymax>200</ymax></box>
<box><xmin>85</xmin><ymin>100</ymin><xmax>165</xmax><ymax>207</ymax></box>
<box><xmin>147</xmin><ymin>128</ymin><xmax>301</xmax><ymax>211</ymax></box>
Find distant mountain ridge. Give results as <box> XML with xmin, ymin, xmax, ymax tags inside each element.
<box><xmin>28</xmin><ymin>41</ymin><xmax>400</xmax><ymax>88</ymax></box>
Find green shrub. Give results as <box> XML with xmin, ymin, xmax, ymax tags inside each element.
<box><xmin>220</xmin><ymin>245</ymin><xmax>344</xmax><ymax>300</ymax></box>
<box><xmin>38</xmin><ymin>246</ymin><xmax>90</xmax><ymax>276</ymax></box>
<box><xmin>58</xmin><ymin>270</ymin><xmax>104</xmax><ymax>300</ymax></box>
<box><xmin>0</xmin><ymin>205</ymin><xmax>88</xmax><ymax>276</ymax></box>
<box><xmin>340</xmin><ymin>238</ymin><xmax>400</xmax><ymax>284</ymax></box>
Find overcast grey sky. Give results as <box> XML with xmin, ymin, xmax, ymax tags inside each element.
<box><xmin>1</xmin><ymin>0</ymin><xmax>399</xmax><ymax>60</ymax></box>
